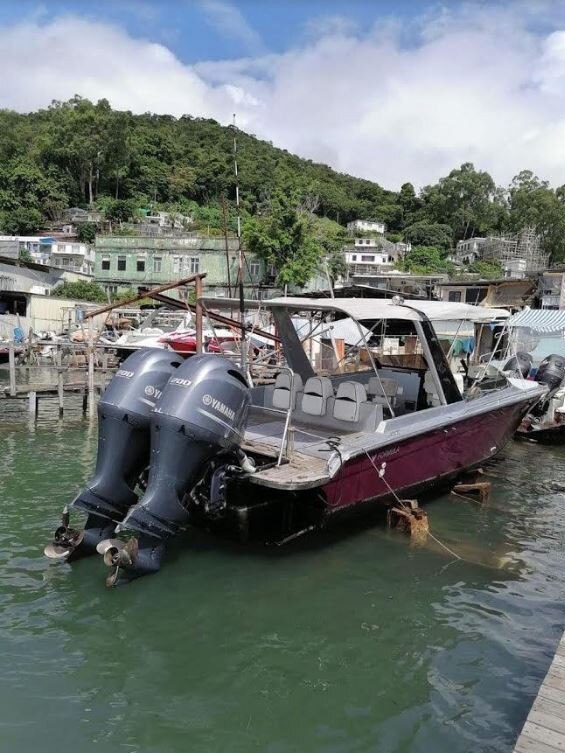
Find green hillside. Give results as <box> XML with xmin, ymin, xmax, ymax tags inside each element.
<box><xmin>1</xmin><ymin>96</ymin><xmax>565</xmax><ymax>278</ymax></box>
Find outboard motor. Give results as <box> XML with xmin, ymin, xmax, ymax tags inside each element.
<box><xmin>531</xmin><ymin>353</ymin><xmax>565</xmax><ymax>417</ymax></box>
<box><xmin>102</xmin><ymin>354</ymin><xmax>251</xmax><ymax>586</ymax></box>
<box><xmin>44</xmin><ymin>348</ymin><xmax>183</xmax><ymax>562</ymax></box>
<box><xmin>503</xmin><ymin>351</ymin><xmax>532</xmax><ymax>379</ymax></box>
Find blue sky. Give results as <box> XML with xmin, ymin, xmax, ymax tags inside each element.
<box><xmin>3</xmin><ymin>0</ymin><xmax>450</xmax><ymax>61</ymax></box>
<box><xmin>2</xmin><ymin>1</ymin><xmax>565</xmax><ymax>189</ymax></box>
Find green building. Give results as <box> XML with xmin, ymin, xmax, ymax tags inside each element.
<box><xmin>94</xmin><ymin>235</ymin><xmax>278</xmax><ymax>298</ymax></box>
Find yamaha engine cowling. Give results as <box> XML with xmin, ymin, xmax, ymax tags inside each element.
<box><xmin>44</xmin><ymin>348</ymin><xmax>183</xmax><ymax>562</ymax></box>
<box><xmin>105</xmin><ymin>354</ymin><xmax>251</xmax><ymax>585</ymax></box>
<box><xmin>503</xmin><ymin>351</ymin><xmax>532</xmax><ymax>379</ymax></box>
<box><xmin>531</xmin><ymin>353</ymin><xmax>565</xmax><ymax>417</ymax></box>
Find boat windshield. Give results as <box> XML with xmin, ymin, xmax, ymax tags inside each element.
<box><xmin>508</xmin><ymin>325</ymin><xmax>565</xmax><ymax>363</ymax></box>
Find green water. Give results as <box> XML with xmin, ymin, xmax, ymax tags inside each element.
<box><xmin>1</xmin><ymin>414</ymin><xmax>565</xmax><ymax>753</ymax></box>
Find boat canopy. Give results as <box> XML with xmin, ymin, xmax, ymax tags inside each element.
<box><xmin>262</xmin><ymin>297</ymin><xmax>509</xmax><ymax>324</ymax></box>
<box><xmin>506</xmin><ymin>307</ymin><xmax>565</xmax><ymax>334</ymax></box>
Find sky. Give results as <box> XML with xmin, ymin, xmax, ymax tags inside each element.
<box><xmin>3</xmin><ymin>1</ymin><xmax>565</xmax><ymax>191</ymax></box>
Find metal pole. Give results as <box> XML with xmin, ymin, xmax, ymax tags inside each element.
<box><xmin>233</xmin><ymin>113</ymin><xmax>247</xmax><ymax>373</ymax></box>
<box><xmin>8</xmin><ymin>342</ymin><xmax>16</xmax><ymax>397</ymax></box>
<box><xmin>57</xmin><ymin>344</ymin><xmax>64</xmax><ymax>417</ymax></box>
<box><xmin>195</xmin><ymin>275</ymin><xmax>203</xmax><ymax>354</ymax></box>
<box><xmin>87</xmin><ymin>333</ymin><xmax>95</xmax><ymax>417</ymax></box>
<box><xmin>220</xmin><ymin>193</ymin><xmax>232</xmax><ymax>298</ymax></box>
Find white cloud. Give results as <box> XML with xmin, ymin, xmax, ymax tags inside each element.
<box><xmin>199</xmin><ymin>0</ymin><xmax>265</xmax><ymax>54</ymax></box>
<box><xmin>4</xmin><ymin>5</ymin><xmax>565</xmax><ymax>190</ymax></box>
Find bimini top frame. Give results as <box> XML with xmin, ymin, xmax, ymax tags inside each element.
<box><xmin>199</xmin><ymin>296</ymin><xmax>509</xmax><ymax>324</ymax></box>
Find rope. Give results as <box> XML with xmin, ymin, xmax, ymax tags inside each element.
<box><xmin>362</xmin><ymin>447</ymin><xmax>462</xmax><ymax>561</ymax></box>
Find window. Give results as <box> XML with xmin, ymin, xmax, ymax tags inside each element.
<box><xmin>365</xmin><ymin>239</ymin><xmax>371</xmax><ymax>245</ymax></box>
<box><xmin>448</xmin><ymin>291</ymin><xmax>462</xmax><ymax>302</ymax></box>
<box><xmin>249</xmin><ymin>261</ymin><xmax>260</xmax><ymax>277</ymax></box>
<box><xmin>153</xmin><ymin>256</ymin><xmax>162</xmax><ymax>273</ymax></box>
<box><xmin>361</xmin><ymin>255</ymin><xmax>375</xmax><ymax>262</ymax></box>
<box><xmin>351</xmin><ymin>254</ymin><xmax>357</xmax><ymax>261</ymax></box>
<box><xmin>101</xmin><ymin>257</ymin><xmax>110</xmax><ymax>270</ymax></box>
<box><xmin>173</xmin><ymin>256</ymin><xmax>181</xmax><ymax>275</ymax></box>
<box><xmin>136</xmin><ymin>257</ymin><xmax>145</xmax><ymax>272</ymax></box>
<box><xmin>117</xmin><ymin>256</ymin><xmax>127</xmax><ymax>271</ymax></box>
<box><xmin>189</xmin><ymin>256</ymin><xmax>199</xmax><ymax>274</ymax></box>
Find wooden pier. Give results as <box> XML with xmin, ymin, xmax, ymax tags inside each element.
<box><xmin>514</xmin><ymin>630</ymin><xmax>565</xmax><ymax>753</ymax></box>
<box><xmin>1</xmin><ymin>340</ymin><xmax>116</xmax><ymax>417</ymax></box>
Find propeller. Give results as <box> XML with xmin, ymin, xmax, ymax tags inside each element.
<box><xmin>103</xmin><ymin>537</ymin><xmax>139</xmax><ymax>587</ymax></box>
<box><xmin>44</xmin><ymin>507</ymin><xmax>84</xmax><ymax>560</ymax></box>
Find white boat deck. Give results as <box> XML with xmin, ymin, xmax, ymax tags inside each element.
<box><xmin>513</xmin><ymin>630</ymin><xmax>565</xmax><ymax>753</ymax></box>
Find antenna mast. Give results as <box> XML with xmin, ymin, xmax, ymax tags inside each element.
<box><xmin>232</xmin><ymin>113</ymin><xmax>246</xmax><ymax>371</ymax></box>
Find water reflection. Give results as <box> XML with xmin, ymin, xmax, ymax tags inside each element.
<box><xmin>0</xmin><ymin>420</ymin><xmax>564</xmax><ymax>753</ymax></box>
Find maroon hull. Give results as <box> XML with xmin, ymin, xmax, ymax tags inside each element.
<box><xmin>323</xmin><ymin>401</ymin><xmax>526</xmax><ymax>510</ymax></box>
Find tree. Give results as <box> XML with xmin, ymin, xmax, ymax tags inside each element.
<box><xmin>76</xmin><ymin>222</ymin><xmax>97</xmax><ymax>243</ymax></box>
<box><xmin>51</xmin><ymin>280</ymin><xmax>107</xmax><ymax>302</ymax></box>
<box><xmin>0</xmin><ymin>207</ymin><xmax>43</xmax><ymax>234</ymax></box>
<box><xmin>244</xmin><ymin>198</ymin><xmax>323</xmax><ymax>288</ymax></box>
<box><xmin>468</xmin><ymin>260</ymin><xmax>503</xmax><ymax>279</ymax></box>
<box><xmin>400</xmin><ymin>246</ymin><xmax>453</xmax><ymax>275</ymax></box>
<box><xmin>508</xmin><ymin>170</ymin><xmax>565</xmax><ymax>262</ymax></box>
<box><xmin>312</xmin><ymin>216</ymin><xmax>348</xmax><ymax>284</ymax></box>
<box><xmin>104</xmin><ymin>199</ymin><xmax>136</xmax><ymax>223</ymax></box>
<box><xmin>420</xmin><ymin>163</ymin><xmax>500</xmax><ymax>241</ymax></box>
<box><xmin>403</xmin><ymin>221</ymin><xmax>453</xmax><ymax>251</ymax></box>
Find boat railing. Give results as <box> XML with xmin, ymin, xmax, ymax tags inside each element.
<box><xmin>246</xmin><ymin>363</ymin><xmax>296</xmax><ymax>467</ymax></box>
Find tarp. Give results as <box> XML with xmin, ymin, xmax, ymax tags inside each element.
<box><xmin>507</xmin><ymin>308</ymin><xmax>565</xmax><ymax>334</ymax></box>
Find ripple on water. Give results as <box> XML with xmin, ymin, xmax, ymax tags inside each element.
<box><xmin>0</xmin><ymin>422</ymin><xmax>565</xmax><ymax>753</ymax></box>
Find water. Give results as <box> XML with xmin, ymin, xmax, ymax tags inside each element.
<box><xmin>1</xmin><ymin>416</ymin><xmax>565</xmax><ymax>753</ymax></box>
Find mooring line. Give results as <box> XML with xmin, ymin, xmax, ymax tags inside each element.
<box><xmin>362</xmin><ymin>447</ymin><xmax>463</xmax><ymax>562</ymax></box>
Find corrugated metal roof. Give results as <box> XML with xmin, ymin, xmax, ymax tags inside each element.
<box><xmin>507</xmin><ymin>308</ymin><xmax>565</xmax><ymax>333</ymax></box>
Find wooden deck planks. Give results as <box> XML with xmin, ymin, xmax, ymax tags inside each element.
<box><xmin>513</xmin><ymin>631</ymin><xmax>565</xmax><ymax>753</ymax></box>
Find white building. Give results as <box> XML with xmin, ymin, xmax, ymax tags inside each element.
<box><xmin>346</xmin><ymin>219</ymin><xmax>386</xmax><ymax>235</ymax></box>
<box><xmin>0</xmin><ymin>236</ymin><xmax>57</xmax><ymax>265</ymax></box>
<box><xmin>50</xmin><ymin>241</ymin><xmax>95</xmax><ymax>276</ymax></box>
<box><xmin>455</xmin><ymin>237</ymin><xmax>485</xmax><ymax>265</ymax></box>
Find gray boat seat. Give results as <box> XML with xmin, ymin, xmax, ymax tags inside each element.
<box><xmin>272</xmin><ymin>371</ymin><xmax>303</xmax><ymax>411</ymax></box>
<box><xmin>333</xmin><ymin>381</ymin><xmax>367</xmax><ymax>422</ymax></box>
<box><xmin>367</xmin><ymin>376</ymin><xmax>401</xmax><ymax>406</ymax></box>
<box><xmin>424</xmin><ymin>371</ymin><xmax>441</xmax><ymax>407</ymax></box>
<box><xmin>301</xmin><ymin>377</ymin><xmax>334</xmax><ymax>416</ymax></box>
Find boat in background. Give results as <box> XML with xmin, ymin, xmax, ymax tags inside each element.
<box><xmin>500</xmin><ymin>309</ymin><xmax>565</xmax><ymax>443</ymax></box>
<box><xmin>159</xmin><ymin>328</ymin><xmax>237</xmax><ymax>355</ymax></box>
<box><xmin>109</xmin><ymin>309</ymin><xmax>193</xmax><ymax>355</ymax></box>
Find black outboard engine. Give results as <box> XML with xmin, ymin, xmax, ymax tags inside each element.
<box><xmin>44</xmin><ymin>348</ymin><xmax>183</xmax><ymax>562</ymax></box>
<box><xmin>503</xmin><ymin>351</ymin><xmax>532</xmax><ymax>378</ymax></box>
<box><xmin>102</xmin><ymin>354</ymin><xmax>251</xmax><ymax>586</ymax></box>
<box><xmin>531</xmin><ymin>353</ymin><xmax>565</xmax><ymax>417</ymax></box>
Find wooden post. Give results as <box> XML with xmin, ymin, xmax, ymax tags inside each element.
<box><xmin>56</xmin><ymin>344</ymin><xmax>64</xmax><ymax>416</ymax></box>
<box><xmin>195</xmin><ymin>275</ymin><xmax>203</xmax><ymax>354</ymax></box>
<box><xmin>87</xmin><ymin>337</ymin><xmax>95</xmax><ymax>417</ymax></box>
<box><xmin>8</xmin><ymin>342</ymin><xmax>16</xmax><ymax>397</ymax></box>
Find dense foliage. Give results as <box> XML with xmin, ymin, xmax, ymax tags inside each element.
<box><xmin>1</xmin><ymin>97</ymin><xmax>565</xmax><ymax>282</ymax></box>
<box><xmin>51</xmin><ymin>280</ymin><xmax>107</xmax><ymax>302</ymax></box>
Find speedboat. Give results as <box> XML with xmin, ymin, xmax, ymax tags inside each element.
<box><xmin>112</xmin><ymin>309</ymin><xmax>193</xmax><ymax>354</ymax></box>
<box><xmin>496</xmin><ymin>308</ymin><xmax>565</xmax><ymax>443</ymax></box>
<box><xmin>44</xmin><ymin>296</ymin><xmax>544</xmax><ymax>586</ymax></box>
<box><xmin>159</xmin><ymin>328</ymin><xmax>237</xmax><ymax>355</ymax></box>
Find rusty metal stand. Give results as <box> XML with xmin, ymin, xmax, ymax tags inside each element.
<box><xmin>450</xmin><ymin>470</ymin><xmax>491</xmax><ymax>505</ymax></box>
<box><xmin>387</xmin><ymin>500</ymin><xmax>429</xmax><ymax>543</ymax></box>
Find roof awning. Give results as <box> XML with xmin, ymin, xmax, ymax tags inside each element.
<box><xmin>507</xmin><ymin>308</ymin><xmax>565</xmax><ymax>333</ymax></box>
